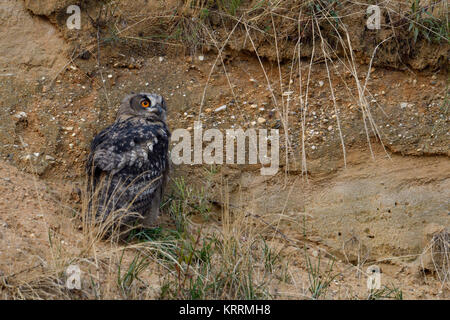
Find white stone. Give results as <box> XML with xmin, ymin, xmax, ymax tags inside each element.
<box><xmin>14</xmin><ymin>111</ymin><xmax>27</xmax><ymax>119</ymax></box>
<box><xmin>214</xmin><ymin>105</ymin><xmax>227</xmax><ymax>112</ymax></box>
<box><xmin>257</xmin><ymin>117</ymin><xmax>266</xmax><ymax>124</ymax></box>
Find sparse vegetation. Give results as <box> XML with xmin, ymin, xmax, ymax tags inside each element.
<box><xmin>0</xmin><ymin>0</ymin><xmax>448</xmax><ymax>301</ymax></box>
<box><xmin>304</xmin><ymin>249</ymin><xmax>338</xmax><ymax>299</ymax></box>
<box><xmin>368</xmin><ymin>284</ymin><xmax>404</xmax><ymax>300</ymax></box>
<box><xmin>408</xmin><ymin>0</ymin><xmax>449</xmax><ymax>43</ymax></box>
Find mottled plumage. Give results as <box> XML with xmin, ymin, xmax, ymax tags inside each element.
<box><xmin>86</xmin><ymin>93</ymin><xmax>170</xmax><ymax>231</ymax></box>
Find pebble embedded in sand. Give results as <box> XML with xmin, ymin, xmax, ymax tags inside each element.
<box><xmin>400</xmin><ymin>102</ymin><xmax>412</xmax><ymax>109</ymax></box>
<box><xmin>214</xmin><ymin>105</ymin><xmax>227</xmax><ymax>112</ymax></box>
<box><xmin>14</xmin><ymin>111</ymin><xmax>27</xmax><ymax>119</ymax></box>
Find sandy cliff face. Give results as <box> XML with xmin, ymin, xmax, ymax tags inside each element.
<box><xmin>0</xmin><ymin>0</ymin><xmax>69</xmax><ymax>80</ymax></box>
<box><xmin>0</xmin><ymin>0</ymin><xmax>448</xmax><ymax>299</ymax></box>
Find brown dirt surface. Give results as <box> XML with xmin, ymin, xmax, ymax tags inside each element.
<box><xmin>0</xmin><ymin>0</ymin><xmax>448</xmax><ymax>300</ymax></box>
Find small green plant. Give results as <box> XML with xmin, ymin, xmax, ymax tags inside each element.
<box><xmin>305</xmin><ymin>249</ymin><xmax>338</xmax><ymax>299</ymax></box>
<box><xmin>158</xmin><ymin>229</ymin><xmax>271</xmax><ymax>299</ymax></box>
<box><xmin>368</xmin><ymin>284</ymin><xmax>403</xmax><ymax>300</ymax></box>
<box><xmin>218</xmin><ymin>0</ymin><xmax>242</xmax><ymax>16</ymax></box>
<box><xmin>117</xmin><ymin>250</ymin><xmax>150</xmax><ymax>297</ymax></box>
<box><xmin>409</xmin><ymin>0</ymin><xmax>449</xmax><ymax>43</ymax></box>
<box><xmin>166</xmin><ymin>176</ymin><xmax>212</xmax><ymax>228</ymax></box>
<box><xmin>159</xmin><ymin>231</ymin><xmax>217</xmax><ymax>299</ymax></box>
<box><xmin>262</xmin><ymin>238</ymin><xmax>281</xmax><ymax>274</ymax></box>
<box><xmin>127</xmin><ymin>227</ymin><xmax>164</xmax><ymax>242</ymax></box>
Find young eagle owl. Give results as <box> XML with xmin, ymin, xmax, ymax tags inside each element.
<box><xmin>86</xmin><ymin>93</ymin><xmax>170</xmax><ymax>231</ymax></box>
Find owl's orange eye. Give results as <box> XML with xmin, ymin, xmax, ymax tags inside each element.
<box><xmin>141</xmin><ymin>100</ymin><xmax>150</xmax><ymax>108</ymax></box>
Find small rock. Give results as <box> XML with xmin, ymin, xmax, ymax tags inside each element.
<box><xmin>14</xmin><ymin>111</ymin><xmax>27</xmax><ymax>119</ymax></box>
<box><xmin>257</xmin><ymin>117</ymin><xmax>266</xmax><ymax>124</ymax></box>
<box><xmin>214</xmin><ymin>105</ymin><xmax>227</xmax><ymax>112</ymax></box>
<box><xmin>328</xmin><ymin>125</ymin><xmax>333</xmax><ymax>131</ymax></box>
<box><xmin>282</xmin><ymin>91</ymin><xmax>294</xmax><ymax>96</ymax></box>
<box><xmin>158</xmin><ymin>56</ymin><xmax>164</xmax><ymax>62</ymax></box>
<box><xmin>318</xmin><ymin>80</ymin><xmax>324</xmax><ymax>87</ymax></box>
<box><xmin>80</xmin><ymin>50</ymin><xmax>91</xmax><ymax>60</ymax></box>
<box><xmin>205</xmin><ymin>108</ymin><xmax>212</xmax><ymax>113</ymax></box>
<box><xmin>198</xmin><ymin>55</ymin><xmax>205</xmax><ymax>61</ymax></box>
<box><xmin>45</xmin><ymin>155</ymin><xmax>55</xmax><ymax>161</ymax></box>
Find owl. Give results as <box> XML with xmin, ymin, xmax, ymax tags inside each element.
<box><xmin>86</xmin><ymin>92</ymin><xmax>170</xmax><ymax>233</ymax></box>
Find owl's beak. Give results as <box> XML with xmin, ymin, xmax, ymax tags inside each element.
<box><xmin>148</xmin><ymin>105</ymin><xmax>163</xmax><ymax>116</ymax></box>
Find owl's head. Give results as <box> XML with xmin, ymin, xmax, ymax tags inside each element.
<box><xmin>118</xmin><ymin>92</ymin><xmax>167</xmax><ymax>122</ymax></box>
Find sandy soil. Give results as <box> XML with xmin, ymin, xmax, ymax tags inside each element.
<box><xmin>0</xmin><ymin>0</ymin><xmax>448</xmax><ymax>299</ymax></box>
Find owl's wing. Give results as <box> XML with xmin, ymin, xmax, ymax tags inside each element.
<box><xmin>87</xmin><ymin>119</ymin><xmax>169</xmax><ymax>176</ymax></box>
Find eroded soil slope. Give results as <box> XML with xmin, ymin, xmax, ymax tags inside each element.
<box><xmin>0</xmin><ymin>0</ymin><xmax>448</xmax><ymax>299</ymax></box>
